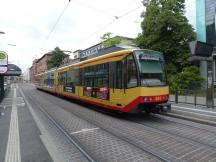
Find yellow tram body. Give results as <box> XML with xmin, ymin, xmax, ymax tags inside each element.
<box><xmin>35</xmin><ymin>49</ymin><xmax>169</xmax><ymax>113</ymax></box>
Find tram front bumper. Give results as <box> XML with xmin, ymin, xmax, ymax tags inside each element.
<box><xmin>156</xmin><ymin>103</ymin><xmax>171</xmax><ymax>112</ymax></box>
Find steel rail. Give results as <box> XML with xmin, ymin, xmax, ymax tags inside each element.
<box><xmin>40</xmin><ymin>95</ymin><xmax>171</xmax><ymax>162</ymax></box>
<box><xmin>127</xmin><ymin>113</ymin><xmax>216</xmax><ymax>150</ymax></box>
<box><xmin>20</xmin><ymin>87</ymin><xmax>97</xmax><ymax>162</ymax></box>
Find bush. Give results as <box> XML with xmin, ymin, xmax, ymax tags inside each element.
<box><xmin>168</xmin><ymin>66</ymin><xmax>204</xmax><ymax>93</ymax></box>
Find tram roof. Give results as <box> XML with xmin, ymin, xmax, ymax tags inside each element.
<box><xmin>57</xmin><ymin>49</ymin><xmax>134</xmax><ymax>71</ymax></box>
<box><xmin>35</xmin><ymin>48</ymin><xmax>162</xmax><ymax>75</ymax></box>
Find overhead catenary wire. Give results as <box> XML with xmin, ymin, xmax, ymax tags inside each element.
<box><xmin>73</xmin><ymin>0</ymin><xmax>115</xmax><ymax>17</ymax></box>
<box><xmin>73</xmin><ymin>0</ymin><xmax>140</xmax><ymax>19</ymax></box>
<box><xmin>78</xmin><ymin>5</ymin><xmax>143</xmax><ymax>45</ymax></box>
<box><xmin>36</xmin><ymin>1</ymin><xmax>142</xmax><ymax>55</ymax></box>
<box><xmin>73</xmin><ymin>0</ymin><xmax>141</xmax><ymax>24</ymax></box>
<box><xmin>37</xmin><ymin>0</ymin><xmax>71</xmax><ymax>54</ymax></box>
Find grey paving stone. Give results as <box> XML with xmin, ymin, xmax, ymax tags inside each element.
<box><xmin>20</xmin><ymin>83</ymin><xmax>216</xmax><ymax>162</ymax></box>
<box><xmin>0</xmin><ymin>106</ymin><xmax>11</xmax><ymax>162</ymax></box>
<box><xmin>18</xmin><ymin>104</ymin><xmax>52</xmax><ymax>162</ymax></box>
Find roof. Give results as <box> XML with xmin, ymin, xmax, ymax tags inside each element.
<box><xmin>36</xmin><ymin>52</ymin><xmax>52</xmax><ymax>63</ymax></box>
<box><xmin>73</xmin><ymin>49</ymin><xmax>82</xmax><ymax>53</ymax></box>
<box><xmin>36</xmin><ymin>51</ymin><xmax>70</xmax><ymax>63</ymax></box>
<box><xmin>4</xmin><ymin>64</ymin><xmax>22</xmax><ymax>76</ymax></box>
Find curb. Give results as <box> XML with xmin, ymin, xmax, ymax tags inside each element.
<box><xmin>163</xmin><ymin>112</ymin><xmax>216</xmax><ymax>127</ymax></box>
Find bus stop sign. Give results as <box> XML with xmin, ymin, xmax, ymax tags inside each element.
<box><xmin>0</xmin><ymin>51</ymin><xmax>8</xmax><ymax>74</ymax></box>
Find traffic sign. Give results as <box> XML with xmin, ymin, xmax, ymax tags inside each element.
<box><xmin>0</xmin><ymin>51</ymin><xmax>8</xmax><ymax>74</ymax></box>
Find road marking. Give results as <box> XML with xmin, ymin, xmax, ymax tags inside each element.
<box><xmin>172</xmin><ymin>105</ymin><xmax>216</xmax><ymax>115</ymax></box>
<box><xmin>0</xmin><ymin>103</ymin><xmax>25</xmax><ymax>107</ymax></box>
<box><xmin>4</xmin><ymin>88</ymin><xmax>21</xmax><ymax>162</ymax></box>
<box><xmin>19</xmin><ymin>85</ymin><xmax>66</xmax><ymax>162</ymax></box>
<box><xmin>70</xmin><ymin>128</ymin><xmax>99</xmax><ymax>135</ymax></box>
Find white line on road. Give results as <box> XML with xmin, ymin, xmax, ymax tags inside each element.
<box><xmin>4</xmin><ymin>88</ymin><xmax>21</xmax><ymax>162</ymax></box>
<box><xmin>19</xmin><ymin>85</ymin><xmax>66</xmax><ymax>162</ymax></box>
<box><xmin>70</xmin><ymin>128</ymin><xmax>99</xmax><ymax>135</ymax></box>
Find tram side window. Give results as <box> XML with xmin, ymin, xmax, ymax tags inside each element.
<box><xmin>83</xmin><ymin>66</ymin><xmax>95</xmax><ymax>87</ymax></box>
<box><xmin>82</xmin><ymin>63</ymin><xmax>109</xmax><ymax>88</ymax></box>
<box><xmin>67</xmin><ymin>68</ymin><xmax>79</xmax><ymax>86</ymax></box>
<box><xmin>79</xmin><ymin>68</ymin><xmax>84</xmax><ymax>86</ymax></box>
<box><xmin>127</xmin><ymin>55</ymin><xmax>138</xmax><ymax>88</ymax></box>
<box><xmin>58</xmin><ymin>72</ymin><xmax>67</xmax><ymax>85</ymax></box>
<box><xmin>45</xmin><ymin>73</ymin><xmax>54</xmax><ymax>87</ymax></box>
<box><xmin>94</xmin><ymin>63</ymin><xmax>109</xmax><ymax>88</ymax></box>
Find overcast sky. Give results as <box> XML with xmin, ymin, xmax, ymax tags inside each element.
<box><xmin>0</xmin><ymin>0</ymin><xmax>195</xmax><ymax>72</ymax></box>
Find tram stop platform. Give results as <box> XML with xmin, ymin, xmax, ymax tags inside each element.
<box><xmin>0</xmin><ymin>88</ymin><xmax>52</xmax><ymax>162</ymax></box>
<box><xmin>167</xmin><ymin>102</ymin><xmax>216</xmax><ymax>126</ymax></box>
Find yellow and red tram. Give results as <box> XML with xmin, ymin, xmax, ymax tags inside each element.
<box><xmin>35</xmin><ymin>49</ymin><xmax>170</xmax><ymax>113</ymax></box>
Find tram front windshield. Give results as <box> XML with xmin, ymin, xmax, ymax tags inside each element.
<box><xmin>134</xmin><ymin>50</ymin><xmax>166</xmax><ymax>87</ymax></box>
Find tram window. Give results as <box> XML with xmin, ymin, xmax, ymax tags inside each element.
<box><xmin>79</xmin><ymin>68</ymin><xmax>84</xmax><ymax>86</ymax></box>
<box><xmin>82</xmin><ymin>63</ymin><xmax>109</xmax><ymax>88</ymax></box>
<box><xmin>84</xmin><ymin>78</ymin><xmax>93</xmax><ymax>87</ymax></box>
<box><xmin>127</xmin><ymin>55</ymin><xmax>138</xmax><ymax>88</ymax></box>
<box><xmin>95</xmin><ymin>63</ymin><xmax>109</xmax><ymax>87</ymax></box>
<box><xmin>58</xmin><ymin>72</ymin><xmax>67</xmax><ymax>85</ymax></box>
<box><xmin>45</xmin><ymin>73</ymin><xmax>54</xmax><ymax>87</ymax></box>
<box><xmin>97</xmin><ymin>77</ymin><xmax>108</xmax><ymax>87</ymax></box>
<box><xmin>116</xmin><ymin>61</ymin><xmax>122</xmax><ymax>89</ymax></box>
<box><xmin>67</xmin><ymin>68</ymin><xmax>79</xmax><ymax>86</ymax></box>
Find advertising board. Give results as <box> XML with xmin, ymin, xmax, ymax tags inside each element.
<box><xmin>0</xmin><ymin>51</ymin><xmax>8</xmax><ymax>74</ymax></box>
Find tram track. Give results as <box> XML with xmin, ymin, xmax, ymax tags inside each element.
<box><xmin>69</xmin><ymin>102</ymin><xmax>216</xmax><ymax>149</ymax></box>
<box><xmin>46</xmin><ymin>97</ymin><xmax>216</xmax><ymax>161</ymax></box>
<box><xmin>82</xmin><ymin>101</ymin><xmax>216</xmax><ymax>149</ymax></box>
<box><xmin>20</xmin><ymin>85</ymin><xmax>167</xmax><ymax>162</ymax></box>
<box><xmin>123</xmin><ymin>113</ymin><xmax>216</xmax><ymax>149</ymax></box>
<box><xmin>21</xmin><ymin>84</ymin><xmax>216</xmax><ymax>161</ymax></box>
<box><xmin>19</xmin><ymin>86</ymin><xmax>97</xmax><ymax>162</ymax></box>
<box><xmin>62</xmin><ymin>108</ymin><xmax>171</xmax><ymax>162</ymax></box>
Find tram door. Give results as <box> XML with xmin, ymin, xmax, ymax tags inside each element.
<box><xmin>110</xmin><ymin>54</ymin><xmax>138</xmax><ymax>107</ymax></box>
<box><xmin>109</xmin><ymin>61</ymin><xmax>125</xmax><ymax>106</ymax></box>
<box><xmin>56</xmin><ymin>72</ymin><xmax>62</xmax><ymax>94</ymax></box>
<box><xmin>57</xmin><ymin>71</ymin><xmax>67</xmax><ymax>94</ymax></box>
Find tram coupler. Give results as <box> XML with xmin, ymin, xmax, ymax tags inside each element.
<box><xmin>156</xmin><ymin>103</ymin><xmax>171</xmax><ymax>112</ymax></box>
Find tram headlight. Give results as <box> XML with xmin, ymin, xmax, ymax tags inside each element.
<box><xmin>144</xmin><ymin>97</ymin><xmax>149</xmax><ymax>102</ymax></box>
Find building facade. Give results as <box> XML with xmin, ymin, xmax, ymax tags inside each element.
<box><xmin>29</xmin><ymin>59</ymin><xmax>38</xmax><ymax>83</ymax></box>
<box><xmin>36</xmin><ymin>53</ymin><xmax>52</xmax><ymax>74</ymax></box>
<box><xmin>79</xmin><ymin>36</ymin><xmax>135</xmax><ymax>61</ymax></box>
<box><xmin>197</xmin><ymin>0</ymin><xmax>216</xmax><ymax>45</ymax></box>
<box><xmin>196</xmin><ymin>0</ymin><xmax>216</xmax><ymax>80</ymax></box>
<box><xmin>30</xmin><ymin>51</ymin><xmax>70</xmax><ymax>83</ymax></box>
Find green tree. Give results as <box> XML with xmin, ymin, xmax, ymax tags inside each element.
<box><xmin>100</xmin><ymin>32</ymin><xmax>121</xmax><ymax>48</ymax></box>
<box><xmin>47</xmin><ymin>47</ymin><xmax>67</xmax><ymax>69</ymax></box>
<box><xmin>169</xmin><ymin>66</ymin><xmax>204</xmax><ymax>92</ymax></box>
<box><xmin>136</xmin><ymin>0</ymin><xmax>196</xmax><ymax>74</ymax></box>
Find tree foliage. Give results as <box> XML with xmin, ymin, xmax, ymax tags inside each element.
<box><xmin>100</xmin><ymin>32</ymin><xmax>121</xmax><ymax>48</ymax></box>
<box><xmin>136</xmin><ymin>0</ymin><xmax>196</xmax><ymax>74</ymax></box>
<box><xmin>47</xmin><ymin>47</ymin><xmax>67</xmax><ymax>69</ymax></box>
<box><xmin>169</xmin><ymin>66</ymin><xmax>204</xmax><ymax>92</ymax></box>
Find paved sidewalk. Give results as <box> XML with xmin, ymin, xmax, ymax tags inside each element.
<box><xmin>170</xmin><ymin>102</ymin><xmax>216</xmax><ymax>112</ymax></box>
<box><xmin>166</xmin><ymin>102</ymin><xmax>216</xmax><ymax>126</ymax></box>
<box><xmin>0</xmin><ymin>88</ymin><xmax>52</xmax><ymax>162</ymax></box>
